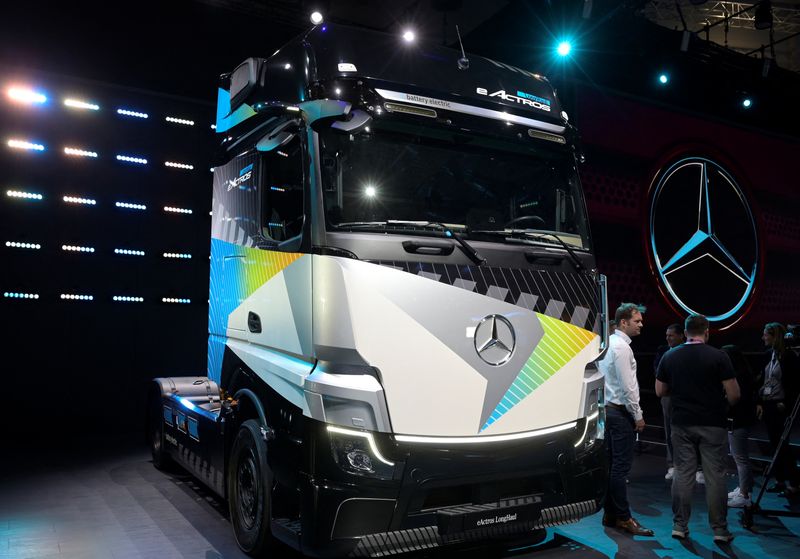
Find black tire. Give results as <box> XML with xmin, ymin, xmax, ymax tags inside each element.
<box><xmin>148</xmin><ymin>391</ymin><xmax>172</xmax><ymax>470</ymax></box>
<box><xmin>228</xmin><ymin>419</ymin><xmax>275</xmax><ymax>556</ymax></box>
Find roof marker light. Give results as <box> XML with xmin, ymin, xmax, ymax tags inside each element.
<box><xmin>6</xmin><ymin>190</ymin><xmax>43</xmax><ymax>200</ymax></box>
<box><xmin>62</xmin><ymin>245</ymin><xmax>95</xmax><ymax>252</ymax></box>
<box><xmin>164</xmin><ymin>206</ymin><xmax>193</xmax><ymax>214</ymax></box>
<box><xmin>7</xmin><ymin>86</ymin><xmax>47</xmax><ymax>105</ymax></box>
<box><xmin>116</xmin><ymin>154</ymin><xmax>148</xmax><ymax>165</ymax></box>
<box><xmin>117</xmin><ymin>108</ymin><xmax>149</xmax><ymax>119</ymax></box>
<box><xmin>63</xmin><ymin>196</ymin><xmax>96</xmax><ymax>205</ymax></box>
<box><xmin>165</xmin><ymin>116</ymin><xmax>195</xmax><ymax>126</ymax></box>
<box><xmin>4</xmin><ymin>292</ymin><xmax>40</xmax><ymax>299</ymax></box>
<box><xmin>8</xmin><ymin>139</ymin><xmax>45</xmax><ymax>151</ymax></box>
<box><xmin>64</xmin><ymin>98</ymin><xmax>99</xmax><ymax>111</ymax></box>
<box><xmin>115</xmin><ymin>201</ymin><xmax>146</xmax><ymax>210</ymax></box>
<box><xmin>64</xmin><ymin>147</ymin><xmax>98</xmax><ymax>158</ymax></box>
<box><xmin>6</xmin><ymin>241</ymin><xmax>41</xmax><ymax>249</ymax></box>
<box><xmin>164</xmin><ymin>161</ymin><xmax>194</xmax><ymax>170</ymax></box>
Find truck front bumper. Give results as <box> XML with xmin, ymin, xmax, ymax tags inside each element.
<box><xmin>296</xmin><ymin>418</ymin><xmax>606</xmax><ymax>557</ymax></box>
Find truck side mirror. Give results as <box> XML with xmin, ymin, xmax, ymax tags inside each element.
<box><xmin>229</xmin><ymin>58</ymin><xmax>265</xmax><ymax>113</ymax></box>
<box><xmin>330</xmin><ymin>110</ymin><xmax>372</xmax><ymax>134</ymax></box>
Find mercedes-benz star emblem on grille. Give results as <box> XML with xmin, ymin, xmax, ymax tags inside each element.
<box><xmin>474</xmin><ymin>315</ymin><xmax>516</xmax><ymax>366</ymax></box>
<box><xmin>650</xmin><ymin>157</ymin><xmax>758</xmax><ymax>323</ymax></box>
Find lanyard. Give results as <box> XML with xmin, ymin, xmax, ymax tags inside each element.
<box><xmin>766</xmin><ymin>353</ymin><xmax>780</xmax><ymax>381</ymax></box>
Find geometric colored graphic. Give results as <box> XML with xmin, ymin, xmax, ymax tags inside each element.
<box><xmin>208</xmin><ymin>238</ymin><xmax>302</xmax><ymax>335</ymax></box>
<box><xmin>482</xmin><ymin>313</ymin><xmax>596</xmax><ymax>431</ymax></box>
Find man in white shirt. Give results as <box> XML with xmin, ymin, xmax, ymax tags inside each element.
<box><xmin>599</xmin><ymin>303</ymin><xmax>654</xmax><ymax>536</ymax></box>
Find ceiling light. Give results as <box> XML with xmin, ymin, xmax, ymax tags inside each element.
<box><xmin>310</xmin><ymin>11</ymin><xmax>323</xmax><ymax>25</ymax></box>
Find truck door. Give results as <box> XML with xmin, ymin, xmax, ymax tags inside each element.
<box><xmin>242</xmin><ymin>131</ymin><xmax>313</xmax><ymax>359</ymax></box>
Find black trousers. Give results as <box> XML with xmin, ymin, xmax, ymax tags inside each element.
<box><xmin>763</xmin><ymin>400</ymin><xmax>800</xmax><ymax>486</ymax></box>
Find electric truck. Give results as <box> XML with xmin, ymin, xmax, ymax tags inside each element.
<box><xmin>148</xmin><ymin>23</ymin><xmax>609</xmax><ymax>558</ymax></box>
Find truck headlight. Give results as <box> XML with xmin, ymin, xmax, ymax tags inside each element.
<box><xmin>327</xmin><ymin>425</ymin><xmax>395</xmax><ymax>479</ymax></box>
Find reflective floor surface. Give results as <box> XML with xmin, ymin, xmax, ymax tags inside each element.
<box><xmin>1</xmin><ymin>442</ymin><xmax>798</xmax><ymax>558</ymax></box>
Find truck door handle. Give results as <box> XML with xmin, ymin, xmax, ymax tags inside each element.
<box><xmin>247</xmin><ymin>312</ymin><xmax>262</xmax><ymax>333</ymax></box>
<box><xmin>402</xmin><ymin>239</ymin><xmax>455</xmax><ymax>255</ymax></box>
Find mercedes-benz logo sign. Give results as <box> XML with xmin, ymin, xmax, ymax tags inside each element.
<box><xmin>649</xmin><ymin>157</ymin><xmax>758</xmax><ymax>323</ymax></box>
<box><xmin>474</xmin><ymin>315</ymin><xmax>516</xmax><ymax>366</ymax></box>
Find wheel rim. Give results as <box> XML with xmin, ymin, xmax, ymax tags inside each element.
<box><xmin>237</xmin><ymin>447</ymin><xmax>259</xmax><ymax>530</ymax></box>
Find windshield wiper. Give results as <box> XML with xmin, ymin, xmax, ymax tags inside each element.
<box><xmin>472</xmin><ymin>229</ymin><xmax>585</xmax><ymax>273</ymax></box>
<box><xmin>335</xmin><ymin>220</ymin><xmax>485</xmax><ymax>266</ymax></box>
<box><xmin>426</xmin><ymin>222</ymin><xmax>486</xmax><ymax>266</ymax></box>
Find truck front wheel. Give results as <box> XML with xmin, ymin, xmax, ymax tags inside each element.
<box><xmin>228</xmin><ymin>419</ymin><xmax>275</xmax><ymax>555</ymax></box>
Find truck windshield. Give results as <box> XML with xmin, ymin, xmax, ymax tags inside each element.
<box><xmin>320</xmin><ymin>119</ymin><xmax>591</xmax><ymax>250</ymax></box>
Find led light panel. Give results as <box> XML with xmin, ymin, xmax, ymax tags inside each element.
<box><xmin>113</xmin><ymin>296</ymin><xmax>144</xmax><ymax>302</ymax></box>
<box><xmin>7</xmin><ymin>87</ymin><xmax>47</xmax><ymax>105</ymax></box>
<box><xmin>60</xmin><ymin>294</ymin><xmax>93</xmax><ymax>301</ymax></box>
<box><xmin>4</xmin><ymin>292</ymin><xmax>39</xmax><ymax>299</ymax></box>
<box><xmin>5</xmin><ymin>241</ymin><xmax>41</xmax><ymax>249</ymax></box>
<box><xmin>165</xmin><ymin>116</ymin><xmax>194</xmax><ymax>126</ymax></box>
<box><xmin>62</xmin><ymin>245</ymin><xmax>95</xmax><ymax>252</ymax></box>
<box><xmin>163</xmin><ymin>252</ymin><xmax>192</xmax><ymax>259</ymax></box>
<box><xmin>64</xmin><ymin>147</ymin><xmax>98</xmax><ymax>158</ymax></box>
<box><xmin>162</xmin><ymin>298</ymin><xmax>191</xmax><ymax>304</ymax></box>
<box><xmin>114</xmin><ymin>248</ymin><xmax>145</xmax><ymax>256</ymax></box>
<box><xmin>116</xmin><ymin>154</ymin><xmax>148</xmax><ymax>165</ymax></box>
<box><xmin>117</xmin><ymin>108</ymin><xmax>148</xmax><ymax>119</ymax></box>
<box><xmin>63</xmin><ymin>196</ymin><xmax>96</xmax><ymax>205</ymax></box>
<box><xmin>115</xmin><ymin>201</ymin><xmax>146</xmax><ymax>210</ymax></box>
<box><xmin>64</xmin><ymin>98</ymin><xmax>100</xmax><ymax>111</ymax></box>
<box><xmin>163</xmin><ymin>206</ymin><xmax>192</xmax><ymax>214</ymax></box>
<box><xmin>6</xmin><ymin>190</ymin><xmax>43</xmax><ymax>200</ymax></box>
<box><xmin>7</xmin><ymin>139</ymin><xmax>45</xmax><ymax>151</ymax></box>
<box><xmin>164</xmin><ymin>161</ymin><xmax>194</xmax><ymax>170</ymax></box>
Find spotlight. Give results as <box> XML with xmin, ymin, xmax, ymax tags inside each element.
<box><xmin>754</xmin><ymin>1</ymin><xmax>772</xmax><ymax>30</ymax></box>
<box><xmin>742</xmin><ymin>98</ymin><xmax>752</xmax><ymax>108</ymax></box>
<box><xmin>403</xmin><ymin>30</ymin><xmax>415</xmax><ymax>43</ymax></box>
<box><xmin>365</xmin><ymin>185</ymin><xmax>376</xmax><ymax>198</ymax></box>
<box><xmin>658</xmin><ymin>73</ymin><xmax>669</xmax><ymax>85</ymax></box>
<box><xmin>310</xmin><ymin>11</ymin><xmax>323</xmax><ymax>25</ymax></box>
<box><xmin>556</xmin><ymin>41</ymin><xmax>572</xmax><ymax>57</ymax></box>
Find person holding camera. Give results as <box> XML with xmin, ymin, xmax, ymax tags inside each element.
<box><xmin>757</xmin><ymin>322</ymin><xmax>800</xmax><ymax>497</ymax></box>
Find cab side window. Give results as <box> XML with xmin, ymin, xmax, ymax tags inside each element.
<box><xmin>261</xmin><ymin>135</ymin><xmax>304</xmax><ymax>244</ymax></box>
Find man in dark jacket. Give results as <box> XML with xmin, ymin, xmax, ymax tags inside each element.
<box><xmin>656</xmin><ymin>314</ymin><xmax>740</xmax><ymax>544</ymax></box>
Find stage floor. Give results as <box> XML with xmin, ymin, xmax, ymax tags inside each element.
<box><xmin>1</xmin><ymin>443</ymin><xmax>798</xmax><ymax>558</ymax></box>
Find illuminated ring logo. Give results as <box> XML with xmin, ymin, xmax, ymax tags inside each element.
<box><xmin>474</xmin><ymin>315</ymin><xmax>516</xmax><ymax>366</ymax></box>
<box><xmin>649</xmin><ymin>157</ymin><xmax>757</xmax><ymax>323</ymax></box>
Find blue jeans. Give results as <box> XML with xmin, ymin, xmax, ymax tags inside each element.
<box><xmin>604</xmin><ymin>406</ymin><xmax>635</xmax><ymax>520</ymax></box>
<box><xmin>728</xmin><ymin>427</ymin><xmax>753</xmax><ymax>496</ymax></box>
<box><xmin>671</xmin><ymin>424</ymin><xmax>728</xmax><ymax>534</ymax></box>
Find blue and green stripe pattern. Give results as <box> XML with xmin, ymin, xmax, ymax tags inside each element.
<box><xmin>482</xmin><ymin>313</ymin><xmax>596</xmax><ymax>431</ymax></box>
